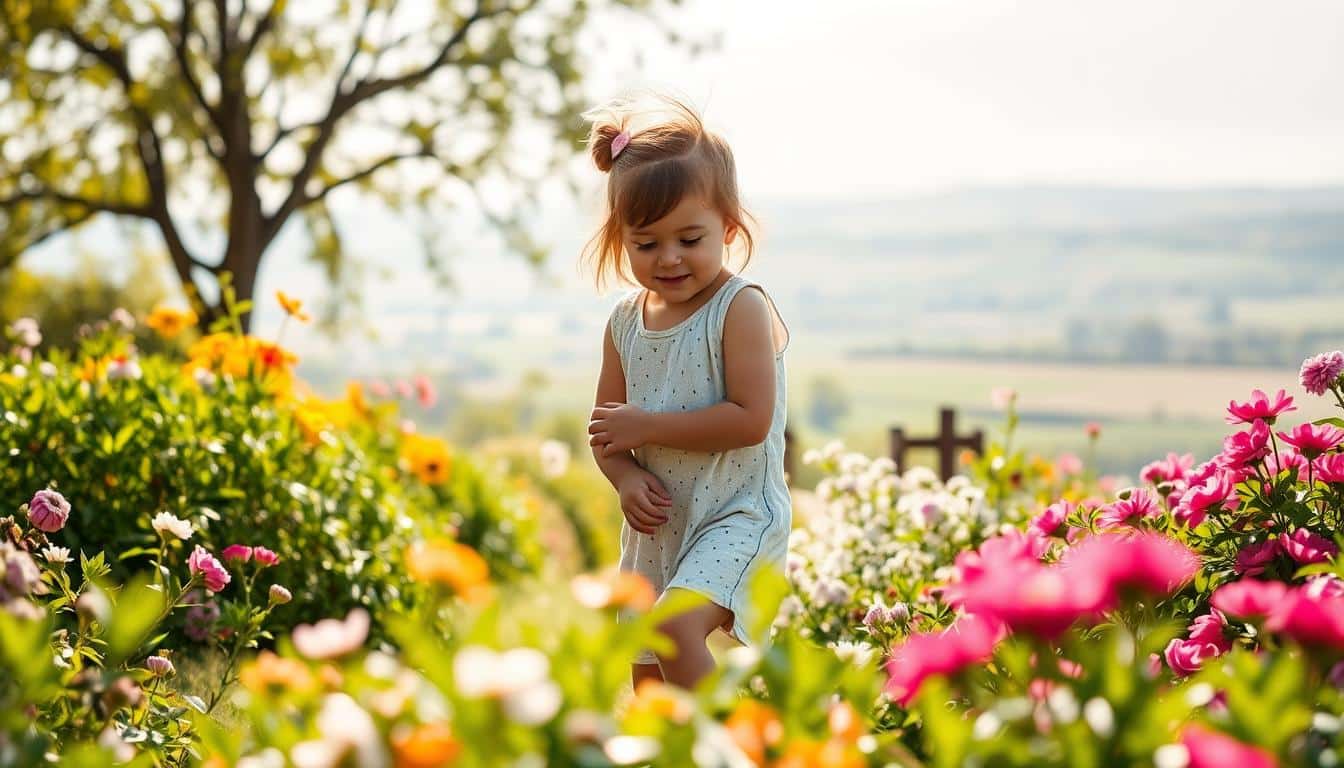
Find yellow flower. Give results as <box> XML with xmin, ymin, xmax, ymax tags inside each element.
<box><xmin>77</xmin><ymin>356</ymin><xmax>108</xmax><ymax>382</ymax></box>
<box><xmin>627</xmin><ymin>680</ymin><xmax>694</xmax><ymax>726</ymax></box>
<box><xmin>144</xmin><ymin>305</ymin><xmax>198</xmax><ymax>340</ymax></box>
<box><xmin>401</xmin><ymin>435</ymin><xmax>453</xmax><ymax>485</ymax></box>
<box><xmin>346</xmin><ymin>381</ymin><xmax>369</xmax><ymax>418</ymax></box>
<box><xmin>276</xmin><ymin>291</ymin><xmax>311</xmax><ymax>322</ymax></box>
<box><xmin>393</xmin><ymin>722</ymin><xmax>462</xmax><ymax>768</ymax></box>
<box><xmin>405</xmin><ymin>539</ymin><xmax>490</xmax><ymax>601</ymax></box>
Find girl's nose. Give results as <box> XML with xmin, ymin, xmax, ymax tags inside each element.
<box><xmin>656</xmin><ymin>249</ymin><xmax>681</xmax><ymax>266</ymax></box>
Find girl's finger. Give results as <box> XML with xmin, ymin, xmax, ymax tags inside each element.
<box><xmin>645</xmin><ymin>477</ymin><xmax>673</xmax><ymax>501</ymax></box>
<box><xmin>636</xmin><ymin>496</ymin><xmax>668</xmax><ymax>523</ymax></box>
<box><xmin>587</xmin><ymin>420</ymin><xmax>604</xmax><ymax>435</ymax></box>
<box><xmin>625</xmin><ymin>507</ymin><xmax>658</xmax><ymax>532</ymax></box>
<box><xmin>589</xmin><ymin>432</ymin><xmax>610</xmax><ymax>447</ymax></box>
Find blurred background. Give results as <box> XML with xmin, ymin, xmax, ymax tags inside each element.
<box><xmin>4</xmin><ymin>0</ymin><xmax>1342</xmax><ymax>482</ymax></box>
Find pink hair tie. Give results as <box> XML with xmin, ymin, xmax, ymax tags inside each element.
<box><xmin>611</xmin><ymin>130</ymin><xmax>631</xmax><ymax>159</ymax></box>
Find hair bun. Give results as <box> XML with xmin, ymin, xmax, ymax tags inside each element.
<box><xmin>588</xmin><ymin>121</ymin><xmax>625</xmax><ymax>173</ymax></box>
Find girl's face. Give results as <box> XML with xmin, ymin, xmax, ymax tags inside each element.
<box><xmin>623</xmin><ymin>196</ymin><xmax>737</xmax><ymax>305</ymax></box>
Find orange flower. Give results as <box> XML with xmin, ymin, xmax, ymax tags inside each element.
<box><xmin>571</xmin><ymin>570</ymin><xmax>656</xmax><ymax>613</ymax></box>
<box><xmin>239</xmin><ymin>650</ymin><xmax>313</xmax><ymax>695</ymax></box>
<box><xmin>725</xmin><ymin>699</ymin><xmax>783</xmax><ymax>766</ymax></box>
<box><xmin>401</xmin><ymin>435</ymin><xmax>453</xmax><ymax>485</ymax></box>
<box><xmin>346</xmin><ymin>381</ymin><xmax>370</xmax><ymax>418</ymax></box>
<box><xmin>827</xmin><ymin>701</ymin><xmax>864</xmax><ymax>743</ymax></box>
<box><xmin>253</xmin><ymin>340</ymin><xmax>298</xmax><ymax>375</ymax></box>
<box><xmin>77</xmin><ymin>356</ymin><xmax>108</xmax><ymax>382</ymax></box>
<box><xmin>406</xmin><ymin>539</ymin><xmax>489</xmax><ymax>600</ymax></box>
<box><xmin>393</xmin><ymin>722</ymin><xmax>462</xmax><ymax>768</ymax></box>
<box><xmin>773</xmin><ymin>740</ymin><xmax>864</xmax><ymax>768</ymax></box>
<box><xmin>144</xmin><ymin>305</ymin><xmax>198</xmax><ymax>340</ymax></box>
<box><xmin>276</xmin><ymin>291</ymin><xmax>311</xmax><ymax>322</ymax></box>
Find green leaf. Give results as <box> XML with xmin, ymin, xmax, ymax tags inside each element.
<box><xmin>105</xmin><ymin>577</ymin><xmax>167</xmax><ymax>667</ymax></box>
<box><xmin>183</xmin><ymin>694</ymin><xmax>207</xmax><ymax>713</ymax></box>
<box><xmin>1313</xmin><ymin>417</ymin><xmax>1344</xmax><ymax>428</ymax></box>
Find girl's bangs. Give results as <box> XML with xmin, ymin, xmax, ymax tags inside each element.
<box><xmin>614</xmin><ymin>156</ymin><xmax>713</xmax><ymax>230</ymax></box>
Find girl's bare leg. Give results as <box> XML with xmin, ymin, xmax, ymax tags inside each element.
<box><xmin>632</xmin><ymin>662</ymin><xmax>664</xmax><ymax>689</ymax></box>
<box><xmin>654</xmin><ymin>589</ymin><xmax>734</xmax><ymax>689</ymax></box>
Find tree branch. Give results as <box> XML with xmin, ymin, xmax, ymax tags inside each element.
<box><xmin>241</xmin><ymin>0</ymin><xmax>279</xmax><ymax>61</ymax></box>
<box><xmin>307</xmin><ymin>149</ymin><xmax>434</xmax><ymax>203</ymax></box>
<box><xmin>172</xmin><ymin>1</ymin><xmax>225</xmax><ymax>136</ymax></box>
<box><xmin>263</xmin><ymin>3</ymin><xmax>493</xmax><ymax>244</ymax></box>
<box><xmin>0</xmin><ymin>189</ymin><xmax>154</xmax><ymax>219</ymax></box>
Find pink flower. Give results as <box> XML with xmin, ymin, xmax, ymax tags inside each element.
<box><xmin>1226</xmin><ymin>389</ymin><xmax>1296</xmax><ymax>425</ymax></box>
<box><xmin>990</xmin><ymin>387</ymin><xmax>1017</xmax><ymax>410</ymax></box>
<box><xmin>1265</xmin><ymin>587</ymin><xmax>1344</xmax><ymax>648</ymax></box>
<box><xmin>1096</xmin><ymin>489</ymin><xmax>1158</xmax><ymax>529</ymax></box>
<box><xmin>1277</xmin><ymin>423</ymin><xmax>1344</xmax><ymax>460</ymax></box>
<box><xmin>1234</xmin><ymin>538</ymin><xmax>1281</xmax><ymax>577</ymax></box>
<box><xmin>885</xmin><ymin>614</ymin><xmax>1001</xmax><ymax>706</ymax></box>
<box><xmin>943</xmin><ymin>530</ymin><xmax>1049</xmax><ymax>606</ymax></box>
<box><xmin>369</xmin><ymin>380</ymin><xmax>391</xmax><ymax>398</ymax></box>
<box><xmin>1306</xmin><ymin>575</ymin><xmax>1344</xmax><ymax>600</ymax></box>
<box><xmin>292</xmin><ymin>608</ymin><xmax>370</xmax><ymax>660</ymax></box>
<box><xmin>1181</xmin><ymin>724</ymin><xmax>1278</xmax><ymax>768</ymax></box>
<box><xmin>413</xmin><ymin>375</ymin><xmax>437</xmax><ymax>408</ymax></box>
<box><xmin>187</xmin><ymin>546</ymin><xmax>231</xmax><ymax>593</ymax></box>
<box><xmin>1300</xmin><ymin>350</ymin><xmax>1344</xmax><ymax>396</ymax></box>
<box><xmin>1282</xmin><ymin>528</ymin><xmax>1337</xmax><ymax>565</ymax></box>
<box><xmin>1163</xmin><ymin>637</ymin><xmax>1223</xmax><ymax>677</ymax></box>
<box><xmin>1055</xmin><ymin>453</ymin><xmax>1083</xmax><ymax>476</ymax></box>
<box><xmin>1029</xmin><ymin>501</ymin><xmax>1073</xmax><ymax>538</ymax></box>
<box><xmin>221</xmin><ymin>545</ymin><xmax>253</xmax><ymax>564</ymax></box>
<box><xmin>146</xmin><ymin>655</ymin><xmax>175</xmax><ymax>678</ymax></box>
<box><xmin>252</xmin><ymin>547</ymin><xmax>280</xmax><ymax>567</ymax></box>
<box><xmin>395</xmin><ymin>379</ymin><xmax>413</xmax><ymax>398</ymax></box>
<box><xmin>1061</xmin><ymin>532</ymin><xmax>1200</xmax><ymax>602</ymax></box>
<box><xmin>27</xmin><ymin>489</ymin><xmax>71</xmax><ymax>533</ymax></box>
<box><xmin>1141</xmin><ymin>453</ymin><xmax>1196</xmax><ymax>485</ymax></box>
<box><xmin>1316</xmin><ymin>454</ymin><xmax>1344</xmax><ymax>484</ymax></box>
<box><xmin>1265</xmin><ymin>451</ymin><xmax>1308</xmax><ymax>476</ymax></box>
<box><xmin>1211</xmin><ymin>579</ymin><xmax>1288</xmax><ymax>619</ymax></box>
<box><xmin>1085</xmin><ymin>422</ymin><xmax>1101</xmax><ymax>439</ymax></box>
<box><xmin>1173</xmin><ymin>471</ymin><xmax>1238</xmax><ymax>528</ymax></box>
<box><xmin>1186</xmin><ymin>611</ymin><xmax>1231</xmax><ymax>651</ymax></box>
<box><xmin>1219</xmin><ymin>421</ymin><xmax>1271</xmax><ymax>469</ymax></box>
<box><xmin>183</xmin><ymin>590</ymin><xmax>220</xmax><ymax>641</ymax></box>
<box><xmin>268</xmin><ymin>584</ymin><xmax>293</xmax><ymax>605</ymax></box>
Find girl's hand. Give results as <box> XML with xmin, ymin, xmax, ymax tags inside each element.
<box><xmin>617</xmin><ymin>469</ymin><xmax>673</xmax><ymax>534</ymax></box>
<box><xmin>589</xmin><ymin>402</ymin><xmax>653</xmax><ymax>455</ymax></box>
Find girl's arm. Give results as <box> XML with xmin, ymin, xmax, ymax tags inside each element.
<box><xmin>591</xmin><ymin>317</ymin><xmax>644</xmax><ymax>488</ymax></box>
<box><xmin>590</xmin><ymin>288</ymin><xmax>777</xmax><ymax>454</ymax></box>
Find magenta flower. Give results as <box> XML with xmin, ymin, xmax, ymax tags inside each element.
<box><xmin>1181</xmin><ymin>724</ymin><xmax>1278</xmax><ymax>768</ymax></box>
<box><xmin>1061</xmin><ymin>532</ymin><xmax>1200</xmax><ymax>602</ymax></box>
<box><xmin>1278</xmin><ymin>423</ymin><xmax>1344</xmax><ymax>460</ymax></box>
<box><xmin>943</xmin><ymin>530</ymin><xmax>1049</xmax><ymax>606</ymax></box>
<box><xmin>1265</xmin><ymin>450</ymin><xmax>1308</xmax><ymax>476</ymax></box>
<box><xmin>885</xmin><ymin>613</ymin><xmax>1001</xmax><ymax>706</ymax></box>
<box><xmin>1173</xmin><ymin>471</ymin><xmax>1238</xmax><ymax>528</ymax></box>
<box><xmin>1218</xmin><ymin>420</ymin><xmax>1271</xmax><ymax>469</ymax></box>
<box><xmin>1163</xmin><ymin>637</ymin><xmax>1223</xmax><ymax>677</ymax></box>
<box><xmin>956</xmin><ymin>563</ymin><xmax>1106</xmax><ymax>639</ymax></box>
<box><xmin>252</xmin><ymin>547</ymin><xmax>280</xmax><ymax>567</ymax></box>
<box><xmin>1029</xmin><ymin>500</ymin><xmax>1073</xmax><ymax>538</ymax></box>
<box><xmin>1186</xmin><ymin>611</ymin><xmax>1231</xmax><ymax>650</ymax></box>
<box><xmin>1282</xmin><ymin>528</ymin><xmax>1337</xmax><ymax>565</ymax></box>
<box><xmin>221</xmin><ymin>545</ymin><xmax>253</xmax><ymax>564</ymax></box>
<box><xmin>1096</xmin><ymin>489</ymin><xmax>1159</xmax><ymax>529</ymax></box>
<box><xmin>1226</xmin><ymin>388</ymin><xmax>1296</xmax><ymax>425</ymax></box>
<box><xmin>1306</xmin><ymin>575</ymin><xmax>1344</xmax><ymax>600</ymax></box>
<box><xmin>187</xmin><ymin>546</ymin><xmax>231</xmax><ymax>593</ymax></box>
<box><xmin>1140</xmin><ymin>452</ymin><xmax>1196</xmax><ymax>485</ymax></box>
<box><xmin>1317</xmin><ymin>454</ymin><xmax>1344</xmax><ymax>484</ymax></box>
<box><xmin>1234</xmin><ymin>538</ymin><xmax>1281</xmax><ymax>577</ymax></box>
<box><xmin>1265</xmin><ymin>587</ymin><xmax>1344</xmax><ymax>648</ymax></box>
<box><xmin>1300</xmin><ymin>350</ymin><xmax>1344</xmax><ymax>396</ymax></box>
<box><xmin>27</xmin><ymin>489</ymin><xmax>71</xmax><ymax>533</ymax></box>
<box><xmin>1211</xmin><ymin>579</ymin><xmax>1288</xmax><ymax>619</ymax></box>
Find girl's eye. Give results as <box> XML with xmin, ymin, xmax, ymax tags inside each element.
<box><xmin>680</xmin><ymin>237</ymin><xmax>703</xmax><ymax>247</ymax></box>
<box><xmin>634</xmin><ymin>242</ymin><xmax>656</xmax><ymax>251</ymax></box>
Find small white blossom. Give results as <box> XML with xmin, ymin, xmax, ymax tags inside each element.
<box><xmin>539</xmin><ymin>439</ymin><xmax>571</xmax><ymax>478</ymax></box>
<box><xmin>38</xmin><ymin>361</ymin><xmax>57</xmax><ymax>378</ymax></box>
<box><xmin>152</xmin><ymin>512</ymin><xmax>193</xmax><ymax>540</ymax></box>
<box><xmin>42</xmin><ymin>545</ymin><xmax>72</xmax><ymax>565</ymax></box>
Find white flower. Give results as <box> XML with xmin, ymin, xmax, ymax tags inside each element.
<box><xmin>109</xmin><ymin>308</ymin><xmax>136</xmax><ymax>330</ymax></box>
<box><xmin>192</xmin><ymin>367</ymin><xmax>217</xmax><ymax>392</ymax></box>
<box><xmin>539</xmin><ymin>439</ymin><xmax>571</xmax><ymax>478</ymax></box>
<box><xmin>38</xmin><ymin>361</ymin><xmax>57</xmax><ymax>378</ymax></box>
<box><xmin>10</xmin><ymin>317</ymin><xmax>40</xmax><ymax>348</ymax></box>
<box><xmin>291</xmin><ymin>693</ymin><xmax>388</xmax><ymax>768</ymax></box>
<box><xmin>453</xmin><ymin>645</ymin><xmax>562</xmax><ymax>724</ymax></box>
<box><xmin>151</xmin><ymin>512</ymin><xmax>193</xmax><ymax>541</ymax></box>
<box><xmin>107</xmin><ymin>357</ymin><xmax>142</xmax><ymax>381</ymax></box>
<box><xmin>41</xmin><ymin>545</ymin><xmax>71</xmax><ymax>565</ymax></box>
<box><xmin>292</xmin><ymin>609</ymin><xmax>370</xmax><ymax>660</ymax></box>
<box><xmin>829</xmin><ymin>640</ymin><xmax>876</xmax><ymax>666</ymax></box>
<box><xmin>990</xmin><ymin>387</ymin><xmax>1017</xmax><ymax>410</ymax></box>
<box><xmin>10</xmin><ymin>364</ymin><xmax>26</xmax><ymax>378</ymax></box>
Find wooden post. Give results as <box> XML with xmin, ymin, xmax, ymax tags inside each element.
<box><xmin>889</xmin><ymin>407</ymin><xmax>985</xmax><ymax>481</ymax></box>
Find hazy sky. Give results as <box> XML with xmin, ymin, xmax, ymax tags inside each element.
<box><xmin>604</xmin><ymin>0</ymin><xmax>1344</xmax><ymax>199</ymax></box>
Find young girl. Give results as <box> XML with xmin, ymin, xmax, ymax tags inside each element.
<box><xmin>583</xmin><ymin>95</ymin><xmax>791</xmax><ymax>690</ymax></box>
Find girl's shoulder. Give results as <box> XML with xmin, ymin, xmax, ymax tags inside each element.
<box><xmin>716</xmin><ymin>275</ymin><xmax>791</xmax><ymax>357</ymax></box>
<box><xmin>607</xmin><ymin>286</ymin><xmax>645</xmax><ymax>344</ymax></box>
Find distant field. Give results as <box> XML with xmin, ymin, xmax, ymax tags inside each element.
<box><xmin>464</xmin><ymin>352</ymin><xmax>1338</xmax><ymax>483</ymax></box>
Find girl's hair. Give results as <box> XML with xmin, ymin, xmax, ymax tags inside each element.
<box><xmin>582</xmin><ymin>94</ymin><xmax>756</xmax><ymax>289</ymax></box>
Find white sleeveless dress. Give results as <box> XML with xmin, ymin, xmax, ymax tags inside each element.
<box><xmin>608</xmin><ymin>273</ymin><xmax>792</xmax><ymax>664</ymax></box>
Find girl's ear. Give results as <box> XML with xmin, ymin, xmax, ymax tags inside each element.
<box><xmin>723</xmin><ymin>222</ymin><xmax>738</xmax><ymax>246</ymax></box>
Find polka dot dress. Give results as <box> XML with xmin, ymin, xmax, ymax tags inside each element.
<box><xmin>609</xmin><ymin>274</ymin><xmax>792</xmax><ymax>665</ymax></box>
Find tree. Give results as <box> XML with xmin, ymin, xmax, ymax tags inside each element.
<box><xmin>0</xmin><ymin>0</ymin><xmax>687</xmax><ymax>330</ymax></box>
